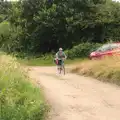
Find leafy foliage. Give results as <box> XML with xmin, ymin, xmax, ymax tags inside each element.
<box><xmin>0</xmin><ymin>0</ymin><xmax>120</xmax><ymax>54</ymax></box>
<box><xmin>66</xmin><ymin>43</ymin><xmax>101</xmax><ymax>59</ymax></box>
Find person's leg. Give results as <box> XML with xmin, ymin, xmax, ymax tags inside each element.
<box><xmin>56</xmin><ymin>60</ymin><xmax>60</xmax><ymax>74</ymax></box>
<box><xmin>58</xmin><ymin>60</ymin><xmax>62</xmax><ymax>74</ymax></box>
<box><xmin>61</xmin><ymin>60</ymin><xmax>65</xmax><ymax>75</ymax></box>
<box><xmin>55</xmin><ymin>64</ymin><xmax>59</xmax><ymax>74</ymax></box>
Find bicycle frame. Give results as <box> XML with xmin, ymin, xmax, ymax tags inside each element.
<box><xmin>54</xmin><ymin>57</ymin><xmax>66</xmax><ymax>75</ymax></box>
<box><xmin>58</xmin><ymin>62</ymin><xmax>65</xmax><ymax>75</ymax></box>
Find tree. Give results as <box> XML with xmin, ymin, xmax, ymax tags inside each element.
<box><xmin>1</xmin><ymin>0</ymin><xmax>120</xmax><ymax>53</ymax></box>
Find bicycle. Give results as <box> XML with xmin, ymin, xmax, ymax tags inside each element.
<box><xmin>59</xmin><ymin>60</ymin><xmax>65</xmax><ymax>75</ymax></box>
<box><xmin>54</xmin><ymin>58</ymin><xmax>66</xmax><ymax>75</ymax></box>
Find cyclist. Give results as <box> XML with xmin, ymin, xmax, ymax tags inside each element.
<box><xmin>54</xmin><ymin>48</ymin><xmax>67</xmax><ymax>73</ymax></box>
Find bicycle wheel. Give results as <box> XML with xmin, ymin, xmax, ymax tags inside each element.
<box><xmin>59</xmin><ymin>67</ymin><xmax>62</xmax><ymax>74</ymax></box>
<box><xmin>57</xmin><ymin>66</ymin><xmax>61</xmax><ymax>74</ymax></box>
<box><xmin>62</xmin><ymin>65</ymin><xmax>65</xmax><ymax>75</ymax></box>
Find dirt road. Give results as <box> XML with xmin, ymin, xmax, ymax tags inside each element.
<box><xmin>29</xmin><ymin>66</ymin><xmax>120</xmax><ymax>120</ymax></box>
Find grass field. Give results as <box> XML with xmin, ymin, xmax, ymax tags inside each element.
<box><xmin>0</xmin><ymin>54</ymin><xmax>48</xmax><ymax>120</ymax></box>
<box><xmin>18</xmin><ymin>57</ymin><xmax>84</xmax><ymax>66</ymax></box>
<box><xmin>71</xmin><ymin>56</ymin><xmax>120</xmax><ymax>86</ymax></box>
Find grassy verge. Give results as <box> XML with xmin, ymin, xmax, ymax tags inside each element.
<box><xmin>0</xmin><ymin>54</ymin><xmax>48</xmax><ymax>120</ymax></box>
<box><xmin>18</xmin><ymin>56</ymin><xmax>85</xmax><ymax>66</ymax></box>
<box><xmin>71</xmin><ymin>56</ymin><xmax>120</xmax><ymax>86</ymax></box>
<box><xmin>18</xmin><ymin>57</ymin><xmax>54</xmax><ymax>66</ymax></box>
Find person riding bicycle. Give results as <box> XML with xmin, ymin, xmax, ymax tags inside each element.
<box><xmin>54</xmin><ymin>48</ymin><xmax>67</xmax><ymax>67</ymax></box>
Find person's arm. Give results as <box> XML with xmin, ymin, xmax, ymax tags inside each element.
<box><xmin>63</xmin><ymin>52</ymin><xmax>67</xmax><ymax>59</ymax></box>
<box><xmin>55</xmin><ymin>52</ymin><xmax>58</xmax><ymax>59</ymax></box>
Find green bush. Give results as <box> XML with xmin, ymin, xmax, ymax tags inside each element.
<box><xmin>0</xmin><ymin>22</ymin><xmax>24</xmax><ymax>53</ymax></box>
<box><xmin>66</xmin><ymin>42</ymin><xmax>102</xmax><ymax>59</ymax></box>
<box><xmin>0</xmin><ymin>54</ymin><xmax>48</xmax><ymax>120</ymax></box>
<box><xmin>0</xmin><ymin>21</ymin><xmax>10</xmax><ymax>35</ymax></box>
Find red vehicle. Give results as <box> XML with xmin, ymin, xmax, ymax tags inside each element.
<box><xmin>89</xmin><ymin>42</ymin><xmax>120</xmax><ymax>60</ymax></box>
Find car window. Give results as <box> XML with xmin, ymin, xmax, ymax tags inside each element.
<box><xmin>97</xmin><ymin>44</ymin><xmax>111</xmax><ymax>52</ymax></box>
<box><xmin>111</xmin><ymin>44</ymin><xmax>120</xmax><ymax>49</ymax></box>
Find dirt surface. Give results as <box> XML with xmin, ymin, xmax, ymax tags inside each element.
<box><xmin>29</xmin><ymin>66</ymin><xmax>120</xmax><ymax>120</ymax></box>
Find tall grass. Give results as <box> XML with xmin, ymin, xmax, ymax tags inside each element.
<box><xmin>71</xmin><ymin>56</ymin><xmax>120</xmax><ymax>85</ymax></box>
<box><xmin>0</xmin><ymin>54</ymin><xmax>48</xmax><ymax>120</ymax></box>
